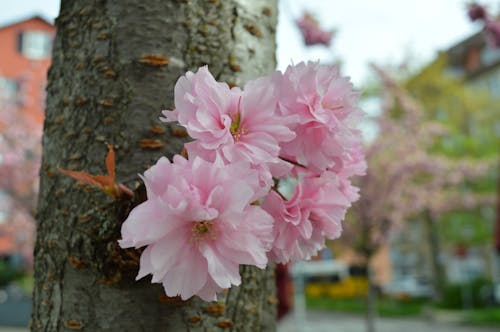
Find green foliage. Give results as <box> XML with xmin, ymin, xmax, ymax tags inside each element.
<box><xmin>306</xmin><ymin>296</ymin><xmax>427</xmax><ymax>317</ymax></box>
<box><xmin>431</xmin><ymin>131</ymin><xmax>499</xmax><ymax>158</ymax></box>
<box><xmin>0</xmin><ymin>261</ymin><xmax>24</xmax><ymax>287</ymax></box>
<box><xmin>464</xmin><ymin>307</ymin><xmax>500</xmax><ymax>325</ymax></box>
<box><xmin>14</xmin><ymin>273</ymin><xmax>34</xmax><ymax>294</ymax></box>
<box><xmin>406</xmin><ymin>53</ymin><xmax>499</xmax><ymax>158</ymax></box>
<box><xmin>439</xmin><ymin>209</ymin><xmax>494</xmax><ymax>245</ymax></box>
<box><xmin>406</xmin><ymin>52</ymin><xmax>498</xmax><ymax>247</ymax></box>
<box><xmin>437</xmin><ymin>278</ymin><xmax>493</xmax><ymax>309</ymax></box>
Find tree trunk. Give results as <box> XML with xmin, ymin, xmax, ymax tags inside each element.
<box><xmin>364</xmin><ymin>260</ymin><xmax>376</xmax><ymax>332</ymax></box>
<box><xmin>32</xmin><ymin>1</ymin><xmax>278</xmax><ymax>331</ymax></box>
<box><xmin>424</xmin><ymin>210</ymin><xmax>445</xmax><ymax>302</ymax></box>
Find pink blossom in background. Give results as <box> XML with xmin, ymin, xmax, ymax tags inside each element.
<box><xmin>467</xmin><ymin>3</ymin><xmax>500</xmax><ymax>48</ymax></box>
<box><xmin>296</xmin><ymin>12</ymin><xmax>333</xmax><ymax>47</ymax></box>
<box><xmin>262</xmin><ymin>172</ymin><xmax>355</xmax><ymax>263</ymax></box>
<box><xmin>277</xmin><ymin>61</ymin><xmax>364</xmax><ymax>174</ymax></box>
<box><xmin>119</xmin><ymin>155</ymin><xmax>274</xmax><ymax>301</ymax></box>
<box><xmin>0</xmin><ymin>84</ymin><xmax>41</xmax><ymax>268</ymax></box>
<box><xmin>485</xmin><ymin>18</ymin><xmax>500</xmax><ymax>48</ymax></box>
<box><xmin>161</xmin><ymin>66</ymin><xmax>296</xmax><ymax>180</ymax></box>
<box><xmin>467</xmin><ymin>3</ymin><xmax>487</xmax><ymax>21</ymax></box>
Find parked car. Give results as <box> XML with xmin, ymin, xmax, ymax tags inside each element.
<box><xmin>383</xmin><ymin>276</ymin><xmax>434</xmax><ymax>298</ymax></box>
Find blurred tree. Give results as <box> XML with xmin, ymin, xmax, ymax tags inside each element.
<box><xmin>406</xmin><ymin>52</ymin><xmax>499</xmax><ymax>275</ymax></box>
<box><xmin>339</xmin><ymin>65</ymin><xmax>497</xmax><ymax>332</ymax></box>
<box><xmin>32</xmin><ymin>1</ymin><xmax>278</xmax><ymax>331</ymax></box>
<box><xmin>0</xmin><ymin>78</ymin><xmax>41</xmax><ymax>267</ymax></box>
<box><xmin>406</xmin><ymin>53</ymin><xmax>499</xmax><ymax>158</ymax></box>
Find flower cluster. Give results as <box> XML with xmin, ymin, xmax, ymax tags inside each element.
<box><xmin>119</xmin><ymin>62</ymin><xmax>365</xmax><ymax>301</ymax></box>
<box><xmin>296</xmin><ymin>12</ymin><xmax>334</xmax><ymax>47</ymax></box>
<box><xmin>467</xmin><ymin>3</ymin><xmax>500</xmax><ymax>48</ymax></box>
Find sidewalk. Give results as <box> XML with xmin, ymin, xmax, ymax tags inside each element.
<box><xmin>3</xmin><ymin>312</ymin><xmax>498</xmax><ymax>332</ymax></box>
<box><xmin>278</xmin><ymin>311</ymin><xmax>499</xmax><ymax>332</ymax></box>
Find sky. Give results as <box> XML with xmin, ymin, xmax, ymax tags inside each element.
<box><xmin>0</xmin><ymin>0</ymin><xmax>498</xmax><ymax>86</ymax></box>
<box><xmin>277</xmin><ymin>0</ymin><xmax>499</xmax><ymax>85</ymax></box>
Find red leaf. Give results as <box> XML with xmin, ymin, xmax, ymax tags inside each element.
<box><xmin>59</xmin><ymin>144</ymin><xmax>131</xmax><ymax>199</ymax></box>
<box><xmin>58</xmin><ymin>168</ymin><xmax>103</xmax><ymax>188</ymax></box>
<box><xmin>105</xmin><ymin>143</ymin><xmax>115</xmax><ymax>182</ymax></box>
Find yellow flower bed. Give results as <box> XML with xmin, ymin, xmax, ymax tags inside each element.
<box><xmin>305</xmin><ymin>277</ymin><xmax>368</xmax><ymax>298</ymax></box>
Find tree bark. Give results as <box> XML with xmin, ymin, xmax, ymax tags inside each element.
<box><xmin>32</xmin><ymin>1</ymin><xmax>278</xmax><ymax>331</ymax></box>
<box><xmin>424</xmin><ymin>210</ymin><xmax>445</xmax><ymax>302</ymax></box>
<box><xmin>364</xmin><ymin>258</ymin><xmax>376</xmax><ymax>332</ymax></box>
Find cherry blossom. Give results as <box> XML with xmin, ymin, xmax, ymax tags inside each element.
<box><xmin>119</xmin><ymin>155</ymin><xmax>274</xmax><ymax>301</ymax></box>
<box><xmin>467</xmin><ymin>3</ymin><xmax>500</xmax><ymax>48</ymax></box>
<box><xmin>296</xmin><ymin>12</ymin><xmax>333</xmax><ymax>47</ymax></box>
<box><xmin>277</xmin><ymin>61</ymin><xmax>364</xmax><ymax>174</ymax></box>
<box><xmin>161</xmin><ymin>66</ymin><xmax>295</xmax><ymax>180</ymax></box>
<box><xmin>262</xmin><ymin>171</ymin><xmax>355</xmax><ymax>263</ymax></box>
<box><xmin>112</xmin><ymin>63</ymin><xmax>366</xmax><ymax>301</ymax></box>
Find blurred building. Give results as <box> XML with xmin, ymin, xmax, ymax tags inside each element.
<box><xmin>446</xmin><ymin>30</ymin><xmax>500</xmax><ymax>266</ymax></box>
<box><xmin>389</xmin><ymin>30</ymin><xmax>500</xmax><ymax>290</ymax></box>
<box><xmin>0</xmin><ymin>16</ymin><xmax>53</xmax><ymax>266</ymax></box>
<box><xmin>445</xmin><ymin>30</ymin><xmax>500</xmax><ymax>285</ymax></box>
<box><xmin>0</xmin><ymin>15</ymin><xmax>54</xmax><ymax>125</ymax></box>
<box><xmin>446</xmin><ymin>30</ymin><xmax>500</xmax><ymax>97</ymax></box>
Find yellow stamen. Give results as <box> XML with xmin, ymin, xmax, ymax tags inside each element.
<box><xmin>191</xmin><ymin>221</ymin><xmax>216</xmax><ymax>244</ymax></box>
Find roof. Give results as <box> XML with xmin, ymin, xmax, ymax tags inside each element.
<box><xmin>0</xmin><ymin>15</ymin><xmax>54</xmax><ymax>31</ymax></box>
<box><xmin>445</xmin><ymin>29</ymin><xmax>500</xmax><ymax>79</ymax></box>
<box><xmin>446</xmin><ymin>31</ymin><xmax>485</xmax><ymax>68</ymax></box>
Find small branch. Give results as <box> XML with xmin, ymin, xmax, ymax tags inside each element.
<box><xmin>271</xmin><ymin>187</ymin><xmax>288</xmax><ymax>201</ymax></box>
<box><xmin>279</xmin><ymin>156</ymin><xmax>306</xmax><ymax>169</ymax></box>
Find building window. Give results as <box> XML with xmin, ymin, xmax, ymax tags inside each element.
<box><xmin>18</xmin><ymin>30</ymin><xmax>52</xmax><ymax>60</ymax></box>
<box><xmin>0</xmin><ymin>77</ymin><xmax>18</xmax><ymax>103</ymax></box>
<box><xmin>488</xmin><ymin>73</ymin><xmax>500</xmax><ymax>96</ymax></box>
<box><xmin>480</xmin><ymin>47</ymin><xmax>500</xmax><ymax>67</ymax></box>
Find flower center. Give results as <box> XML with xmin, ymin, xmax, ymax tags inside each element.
<box><xmin>191</xmin><ymin>220</ymin><xmax>216</xmax><ymax>244</ymax></box>
<box><xmin>321</xmin><ymin>100</ymin><xmax>343</xmax><ymax>112</ymax></box>
<box><xmin>229</xmin><ymin>112</ymin><xmax>247</xmax><ymax>141</ymax></box>
<box><xmin>231</xmin><ymin>127</ymin><xmax>248</xmax><ymax>141</ymax></box>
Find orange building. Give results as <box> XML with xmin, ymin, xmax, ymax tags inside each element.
<box><xmin>0</xmin><ymin>16</ymin><xmax>54</xmax><ymax>125</ymax></box>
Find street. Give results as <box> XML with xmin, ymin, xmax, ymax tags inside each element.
<box><xmin>278</xmin><ymin>311</ymin><xmax>499</xmax><ymax>332</ymax></box>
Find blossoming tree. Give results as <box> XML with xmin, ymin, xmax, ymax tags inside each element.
<box><xmin>0</xmin><ymin>78</ymin><xmax>41</xmax><ymax>267</ymax></box>
<box><xmin>33</xmin><ymin>1</ymin><xmax>365</xmax><ymax>331</ymax></box>
<box><xmin>339</xmin><ymin>65</ymin><xmax>496</xmax><ymax>332</ymax></box>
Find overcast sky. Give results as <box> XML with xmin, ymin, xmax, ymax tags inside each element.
<box><xmin>1</xmin><ymin>0</ymin><xmax>499</xmax><ymax>86</ymax></box>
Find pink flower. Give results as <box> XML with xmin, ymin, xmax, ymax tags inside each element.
<box><xmin>330</xmin><ymin>142</ymin><xmax>367</xmax><ymax>179</ymax></box>
<box><xmin>466</xmin><ymin>3</ymin><xmax>500</xmax><ymax>48</ymax></box>
<box><xmin>296</xmin><ymin>12</ymin><xmax>333</xmax><ymax>47</ymax></box>
<box><xmin>485</xmin><ymin>18</ymin><xmax>500</xmax><ymax>48</ymax></box>
<box><xmin>277</xmin><ymin>62</ymin><xmax>364</xmax><ymax>174</ymax></box>
<box><xmin>262</xmin><ymin>172</ymin><xmax>353</xmax><ymax>263</ymax></box>
<box><xmin>467</xmin><ymin>3</ymin><xmax>487</xmax><ymax>21</ymax></box>
<box><xmin>119</xmin><ymin>155</ymin><xmax>274</xmax><ymax>301</ymax></box>
<box><xmin>161</xmin><ymin>66</ymin><xmax>295</xmax><ymax>180</ymax></box>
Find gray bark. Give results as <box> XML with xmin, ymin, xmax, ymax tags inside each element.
<box><xmin>364</xmin><ymin>260</ymin><xmax>376</xmax><ymax>332</ymax></box>
<box><xmin>424</xmin><ymin>210</ymin><xmax>445</xmax><ymax>302</ymax></box>
<box><xmin>32</xmin><ymin>1</ymin><xmax>278</xmax><ymax>331</ymax></box>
